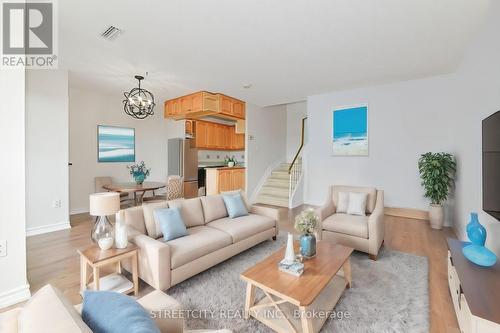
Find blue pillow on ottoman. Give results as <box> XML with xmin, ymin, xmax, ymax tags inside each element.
<box><xmin>222</xmin><ymin>193</ymin><xmax>249</xmax><ymax>218</ymax></box>
<box><xmin>82</xmin><ymin>291</ymin><xmax>159</xmax><ymax>333</ymax></box>
<box><xmin>154</xmin><ymin>207</ymin><xmax>188</xmax><ymax>241</ymax></box>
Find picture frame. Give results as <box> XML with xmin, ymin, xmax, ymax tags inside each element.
<box><xmin>97</xmin><ymin>125</ymin><xmax>136</xmax><ymax>162</ymax></box>
<box><xmin>331</xmin><ymin>105</ymin><xmax>369</xmax><ymax>156</ymax></box>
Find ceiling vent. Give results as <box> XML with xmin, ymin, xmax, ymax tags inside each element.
<box><xmin>100</xmin><ymin>26</ymin><xmax>123</xmax><ymax>41</ymax></box>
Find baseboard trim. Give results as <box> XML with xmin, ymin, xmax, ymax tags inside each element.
<box><xmin>26</xmin><ymin>221</ymin><xmax>71</xmax><ymax>237</ymax></box>
<box><xmin>0</xmin><ymin>284</ymin><xmax>30</xmax><ymax>309</ymax></box>
<box><xmin>70</xmin><ymin>207</ymin><xmax>88</xmax><ymax>215</ymax></box>
<box><xmin>384</xmin><ymin>207</ymin><xmax>429</xmax><ymax>221</ymax></box>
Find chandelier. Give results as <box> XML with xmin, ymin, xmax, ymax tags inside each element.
<box><xmin>123</xmin><ymin>75</ymin><xmax>156</xmax><ymax>119</ymax></box>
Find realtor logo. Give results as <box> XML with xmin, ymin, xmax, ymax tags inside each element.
<box><xmin>1</xmin><ymin>0</ymin><xmax>58</xmax><ymax>68</ymax></box>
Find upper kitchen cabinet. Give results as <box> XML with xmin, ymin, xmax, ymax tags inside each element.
<box><xmin>191</xmin><ymin>120</ymin><xmax>244</xmax><ymax>150</ymax></box>
<box><xmin>164</xmin><ymin>92</ymin><xmax>245</xmax><ymax>120</ymax></box>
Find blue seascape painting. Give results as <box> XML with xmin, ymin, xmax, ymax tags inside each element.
<box><xmin>332</xmin><ymin>106</ymin><xmax>368</xmax><ymax>156</ymax></box>
<box><xmin>98</xmin><ymin>126</ymin><xmax>135</xmax><ymax>162</ymax></box>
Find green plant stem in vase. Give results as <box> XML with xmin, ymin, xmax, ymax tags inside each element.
<box><xmin>295</xmin><ymin>208</ymin><xmax>318</xmax><ymax>258</ymax></box>
<box><xmin>127</xmin><ymin>161</ymin><xmax>151</xmax><ymax>185</ymax></box>
<box><xmin>418</xmin><ymin>152</ymin><xmax>456</xmax><ymax>229</ymax></box>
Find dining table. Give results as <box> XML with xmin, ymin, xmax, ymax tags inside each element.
<box><xmin>102</xmin><ymin>182</ymin><xmax>166</xmax><ymax>206</ymax></box>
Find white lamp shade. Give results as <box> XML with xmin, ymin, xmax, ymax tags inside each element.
<box><xmin>89</xmin><ymin>192</ymin><xmax>120</xmax><ymax>216</ymax></box>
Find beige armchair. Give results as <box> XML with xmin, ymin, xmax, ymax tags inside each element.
<box><xmin>316</xmin><ymin>185</ymin><xmax>385</xmax><ymax>260</ymax></box>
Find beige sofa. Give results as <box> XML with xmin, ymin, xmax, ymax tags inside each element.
<box><xmin>316</xmin><ymin>185</ymin><xmax>385</xmax><ymax>260</ymax></box>
<box><xmin>0</xmin><ymin>284</ymin><xmax>230</xmax><ymax>333</ymax></box>
<box><xmin>120</xmin><ymin>192</ymin><xmax>279</xmax><ymax>291</ymax></box>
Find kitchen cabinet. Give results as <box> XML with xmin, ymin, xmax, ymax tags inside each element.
<box><xmin>164</xmin><ymin>91</ymin><xmax>245</xmax><ymax>120</ymax></box>
<box><xmin>191</xmin><ymin>120</ymin><xmax>245</xmax><ymax>150</ymax></box>
<box><xmin>164</xmin><ymin>91</ymin><xmax>219</xmax><ymax>119</ymax></box>
<box><xmin>206</xmin><ymin>167</ymin><xmax>246</xmax><ymax>195</ymax></box>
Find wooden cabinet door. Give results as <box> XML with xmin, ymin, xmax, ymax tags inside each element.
<box><xmin>232</xmin><ymin>100</ymin><xmax>245</xmax><ymax>119</ymax></box>
<box><xmin>195</xmin><ymin>121</ymin><xmax>208</xmax><ymax>148</ymax></box>
<box><xmin>191</xmin><ymin>92</ymin><xmax>203</xmax><ymax>113</ymax></box>
<box><xmin>232</xmin><ymin>169</ymin><xmax>245</xmax><ymax>190</ymax></box>
<box><xmin>206</xmin><ymin>122</ymin><xmax>218</xmax><ymax>149</ymax></box>
<box><xmin>180</xmin><ymin>96</ymin><xmax>193</xmax><ymax>113</ymax></box>
<box><xmin>216</xmin><ymin>124</ymin><xmax>225</xmax><ymax>149</ymax></box>
<box><xmin>222</xmin><ymin>125</ymin><xmax>231</xmax><ymax>149</ymax></box>
<box><xmin>218</xmin><ymin>170</ymin><xmax>233</xmax><ymax>192</ymax></box>
<box><xmin>235</xmin><ymin>133</ymin><xmax>245</xmax><ymax>149</ymax></box>
<box><xmin>220</xmin><ymin>95</ymin><xmax>233</xmax><ymax>115</ymax></box>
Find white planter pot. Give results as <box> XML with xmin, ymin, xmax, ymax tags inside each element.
<box><xmin>227</xmin><ymin>161</ymin><xmax>235</xmax><ymax>167</ymax></box>
<box><xmin>429</xmin><ymin>204</ymin><xmax>444</xmax><ymax>229</ymax></box>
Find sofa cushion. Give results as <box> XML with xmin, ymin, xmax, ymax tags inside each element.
<box><xmin>167</xmin><ymin>226</ymin><xmax>232</xmax><ymax>269</ymax></box>
<box><xmin>221</xmin><ymin>189</ymin><xmax>251</xmax><ymax>211</ymax></box>
<box><xmin>18</xmin><ymin>284</ymin><xmax>92</xmax><ymax>332</ymax></box>
<box><xmin>142</xmin><ymin>201</ymin><xmax>169</xmax><ymax>238</ymax></box>
<box><xmin>0</xmin><ymin>308</ymin><xmax>21</xmax><ymax>333</ymax></box>
<box><xmin>200</xmin><ymin>195</ymin><xmax>228</xmax><ymax>223</ymax></box>
<box><xmin>347</xmin><ymin>192</ymin><xmax>368</xmax><ymax>216</ymax></box>
<box><xmin>206</xmin><ymin>214</ymin><xmax>275</xmax><ymax>243</ymax></box>
<box><xmin>155</xmin><ymin>207</ymin><xmax>188</xmax><ymax>241</ymax></box>
<box><xmin>168</xmin><ymin>197</ymin><xmax>205</xmax><ymax>228</ymax></box>
<box><xmin>82</xmin><ymin>290</ymin><xmax>160</xmax><ymax>333</ymax></box>
<box><xmin>122</xmin><ymin>206</ymin><xmax>147</xmax><ymax>235</ymax></box>
<box><xmin>322</xmin><ymin>213</ymin><xmax>369</xmax><ymax>239</ymax></box>
<box><xmin>222</xmin><ymin>192</ymin><xmax>248</xmax><ymax>218</ymax></box>
<box><xmin>332</xmin><ymin>186</ymin><xmax>377</xmax><ymax>213</ymax></box>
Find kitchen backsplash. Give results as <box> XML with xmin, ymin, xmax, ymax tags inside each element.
<box><xmin>198</xmin><ymin>150</ymin><xmax>245</xmax><ymax>163</ymax></box>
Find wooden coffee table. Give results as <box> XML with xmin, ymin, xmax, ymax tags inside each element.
<box><xmin>240</xmin><ymin>240</ymin><xmax>353</xmax><ymax>333</ymax></box>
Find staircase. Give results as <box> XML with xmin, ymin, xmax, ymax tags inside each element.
<box><xmin>255</xmin><ymin>163</ymin><xmax>292</xmax><ymax>207</ymax></box>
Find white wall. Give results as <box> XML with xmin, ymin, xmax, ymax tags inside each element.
<box><xmin>246</xmin><ymin>103</ymin><xmax>287</xmax><ymax>199</ymax></box>
<box><xmin>69</xmin><ymin>88</ymin><xmax>185</xmax><ymax>213</ymax></box>
<box><xmin>305</xmin><ymin>3</ymin><xmax>500</xmax><ymax>255</ymax></box>
<box><xmin>0</xmin><ymin>69</ymin><xmax>30</xmax><ymax>308</ymax></box>
<box><xmin>26</xmin><ymin>71</ymin><xmax>70</xmax><ymax>235</ymax></box>
<box><xmin>286</xmin><ymin>101</ymin><xmax>307</xmax><ymax>161</ymax></box>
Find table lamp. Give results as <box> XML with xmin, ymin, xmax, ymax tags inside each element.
<box><xmin>89</xmin><ymin>192</ymin><xmax>120</xmax><ymax>250</ymax></box>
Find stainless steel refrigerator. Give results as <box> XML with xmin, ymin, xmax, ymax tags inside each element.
<box><xmin>168</xmin><ymin>138</ymin><xmax>199</xmax><ymax>198</ymax></box>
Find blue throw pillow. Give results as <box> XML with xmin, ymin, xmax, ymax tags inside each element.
<box><xmin>154</xmin><ymin>207</ymin><xmax>188</xmax><ymax>241</ymax></box>
<box><xmin>222</xmin><ymin>193</ymin><xmax>249</xmax><ymax>218</ymax></box>
<box><xmin>82</xmin><ymin>291</ymin><xmax>159</xmax><ymax>333</ymax></box>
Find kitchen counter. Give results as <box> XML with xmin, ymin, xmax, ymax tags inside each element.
<box><xmin>204</xmin><ymin>166</ymin><xmax>245</xmax><ymax>170</ymax></box>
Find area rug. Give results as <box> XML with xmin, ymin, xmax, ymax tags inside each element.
<box><xmin>167</xmin><ymin>234</ymin><xmax>429</xmax><ymax>333</ymax></box>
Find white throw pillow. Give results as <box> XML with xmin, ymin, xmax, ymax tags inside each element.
<box><xmin>336</xmin><ymin>192</ymin><xmax>349</xmax><ymax>213</ymax></box>
<box><xmin>347</xmin><ymin>192</ymin><xmax>368</xmax><ymax>216</ymax></box>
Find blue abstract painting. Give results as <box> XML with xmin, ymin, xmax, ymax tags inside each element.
<box><xmin>332</xmin><ymin>106</ymin><xmax>368</xmax><ymax>156</ymax></box>
<box><xmin>98</xmin><ymin>126</ymin><xmax>135</xmax><ymax>162</ymax></box>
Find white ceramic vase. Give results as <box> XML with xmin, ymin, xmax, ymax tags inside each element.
<box><xmin>283</xmin><ymin>233</ymin><xmax>296</xmax><ymax>264</ymax></box>
<box><xmin>114</xmin><ymin>212</ymin><xmax>128</xmax><ymax>249</ymax></box>
<box><xmin>429</xmin><ymin>204</ymin><xmax>444</xmax><ymax>230</ymax></box>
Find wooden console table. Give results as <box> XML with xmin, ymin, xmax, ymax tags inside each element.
<box><xmin>447</xmin><ymin>238</ymin><xmax>500</xmax><ymax>333</ymax></box>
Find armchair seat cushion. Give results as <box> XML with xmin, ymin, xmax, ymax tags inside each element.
<box><xmin>167</xmin><ymin>226</ymin><xmax>232</xmax><ymax>269</ymax></box>
<box><xmin>322</xmin><ymin>213</ymin><xmax>369</xmax><ymax>239</ymax></box>
<box><xmin>206</xmin><ymin>214</ymin><xmax>275</xmax><ymax>243</ymax></box>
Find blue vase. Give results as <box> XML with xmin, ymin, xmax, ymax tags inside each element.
<box><xmin>133</xmin><ymin>172</ymin><xmax>145</xmax><ymax>185</ymax></box>
<box><xmin>462</xmin><ymin>212</ymin><xmax>497</xmax><ymax>267</ymax></box>
<box><xmin>300</xmin><ymin>233</ymin><xmax>316</xmax><ymax>258</ymax></box>
<box><xmin>466</xmin><ymin>212</ymin><xmax>486</xmax><ymax>246</ymax></box>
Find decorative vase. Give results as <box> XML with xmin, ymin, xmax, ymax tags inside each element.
<box><xmin>462</xmin><ymin>212</ymin><xmax>497</xmax><ymax>267</ymax></box>
<box><xmin>283</xmin><ymin>233</ymin><xmax>296</xmax><ymax>264</ymax></box>
<box><xmin>466</xmin><ymin>212</ymin><xmax>486</xmax><ymax>246</ymax></box>
<box><xmin>91</xmin><ymin>216</ymin><xmax>114</xmax><ymax>250</ymax></box>
<box><xmin>133</xmin><ymin>172</ymin><xmax>145</xmax><ymax>185</ymax></box>
<box><xmin>429</xmin><ymin>204</ymin><xmax>444</xmax><ymax>229</ymax></box>
<box><xmin>300</xmin><ymin>233</ymin><xmax>316</xmax><ymax>258</ymax></box>
<box><xmin>114</xmin><ymin>212</ymin><xmax>128</xmax><ymax>249</ymax></box>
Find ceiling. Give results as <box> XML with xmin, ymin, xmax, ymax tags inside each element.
<box><xmin>60</xmin><ymin>0</ymin><xmax>491</xmax><ymax>106</ymax></box>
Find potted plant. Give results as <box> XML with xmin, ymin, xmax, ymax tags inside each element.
<box><xmin>418</xmin><ymin>152</ymin><xmax>456</xmax><ymax>229</ymax></box>
<box><xmin>294</xmin><ymin>208</ymin><xmax>318</xmax><ymax>257</ymax></box>
<box><xmin>127</xmin><ymin>161</ymin><xmax>150</xmax><ymax>185</ymax></box>
<box><xmin>225</xmin><ymin>156</ymin><xmax>236</xmax><ymax>167</ymax></box>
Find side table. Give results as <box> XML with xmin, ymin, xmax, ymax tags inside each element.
<box><xmin>78</xmin><ymin>243</ymin><xmax>139</xmax><ymax>296</ymax></box>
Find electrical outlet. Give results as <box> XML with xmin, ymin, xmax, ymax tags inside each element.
<box><xmin>52</xmin><ymin>199</ymin><xmax>61</xmax><ymax>208</ymax></box>
<box><xmin>0</xmin><ymin>240</ymin><xmax>6</xmax><ymax>257</ymax></box>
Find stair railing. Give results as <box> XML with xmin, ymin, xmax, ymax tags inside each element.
<box><xmin>288</xmin><ymin>117</ymin><xmax>307</xmax><ymax>202</ymax></box>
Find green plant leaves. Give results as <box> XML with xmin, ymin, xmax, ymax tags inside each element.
<box><xmin>418</xmin><ymin>152</ymin><xmax>456</xmax><ymax>205</ymax></box>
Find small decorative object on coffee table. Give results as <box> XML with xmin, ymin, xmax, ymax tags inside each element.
<box><xmin>295</xmin><ymin>208</ymin><xmax>318</xmax><ymax>258</ymax></box>
<box><xmin>89</xmin><ymin>192</ymin><xmax>120</xmax><ymax>250</ymax></box>
<box><xmin>78</xmin><ymin>243</ymin><xmax>139</xmax><ymax>296</ymax></box>
<box><xmin>127</xmin><ymin>161</ymin><xmax>150</xmax><ymax>185</ymax></box>
<box><xmin>462</xmin><ymin>212</ymin><xmax>497</xmax><ymax>267</ymax></box>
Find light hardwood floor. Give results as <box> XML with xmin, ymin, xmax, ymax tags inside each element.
<box><xmin>11</xmin><ymin>205</ymin><xmax>459</xmax><ymax>333</ymax></box>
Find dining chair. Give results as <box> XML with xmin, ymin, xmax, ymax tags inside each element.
<box><xmin>143</xmin><ymin>176</ymin><xmax>184</xmax><ymax>202</ymax></box>
<box><xmin>94</xmin><ymin>176</ymin><xmax>131</xmax><ymax>205</ymax></box>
